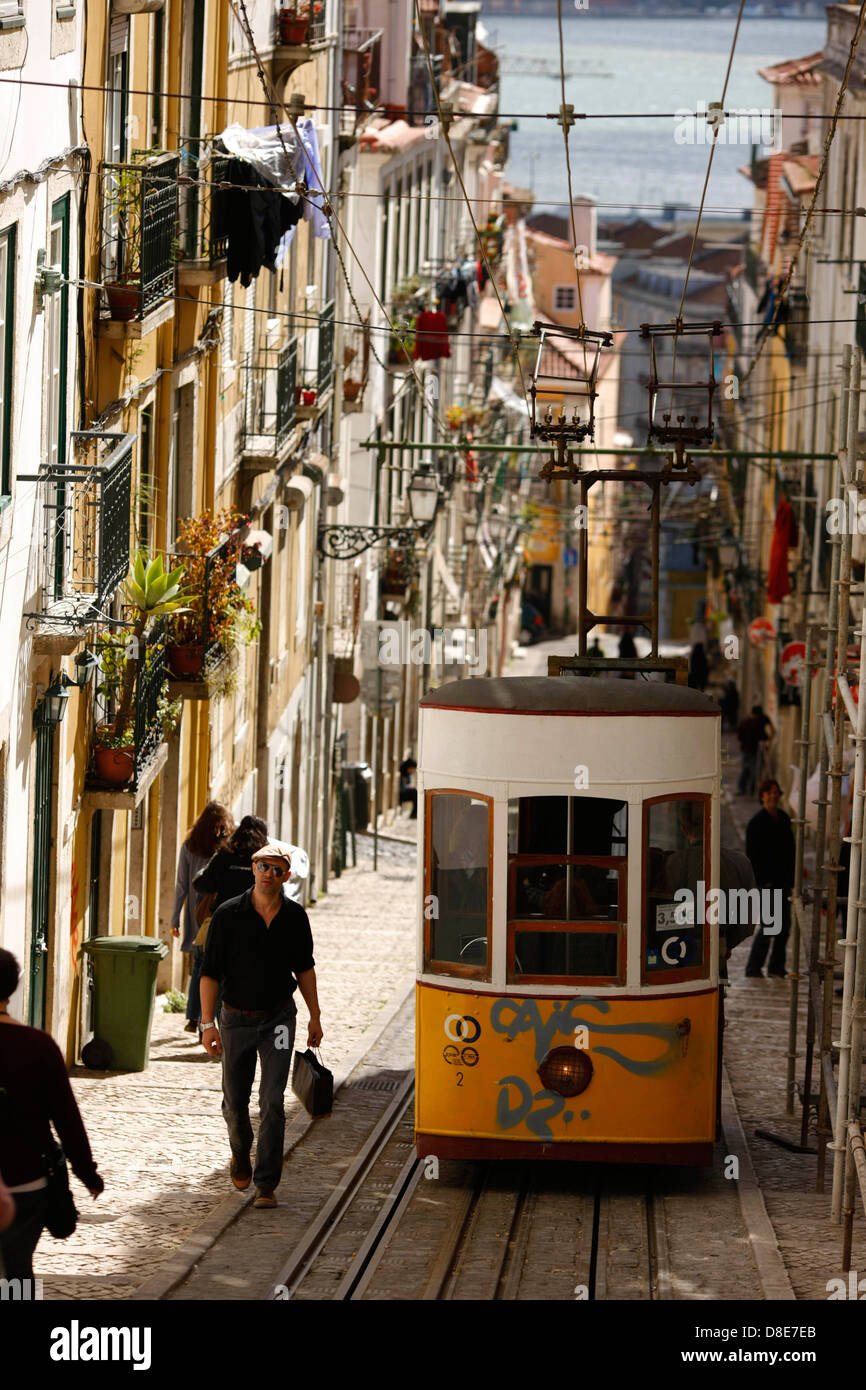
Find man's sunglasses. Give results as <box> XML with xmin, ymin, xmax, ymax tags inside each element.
<box><xmin>254</xmin><ymin>862</ymin><xmax>288</xmax><ymax>878</ymax></box>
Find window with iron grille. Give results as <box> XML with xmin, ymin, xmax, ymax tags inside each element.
<box><xmin>553</xmin><ymin>285</ymin><xmax>577</xmax><ymax>312</ymax></box>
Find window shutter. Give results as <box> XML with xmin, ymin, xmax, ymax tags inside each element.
<box><xmin>109</xmin><ymin>15</ymin><xmax>129</xmax><ymax>54</ymax></box>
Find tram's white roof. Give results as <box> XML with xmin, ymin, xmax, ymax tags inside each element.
<box><xmin>420</xmin><ymin>677</ymin><xmax>720</xmax><ymax>717</ymax></box>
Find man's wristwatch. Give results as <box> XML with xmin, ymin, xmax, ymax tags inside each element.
<box><xmin>201</xmin><ymin>1021</ymin><xmax>216</xmax><ymax>1030</ymax></box>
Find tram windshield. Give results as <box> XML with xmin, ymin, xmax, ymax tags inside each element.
<box><xmin>643</xmin><ymin>796</ymin><xmax>709</xmax><ymax>980</ymax></box>
<box><xmin>507</xmin><ymin>796</ymin><xmax>627</xmax><ymax>984</ymax></box>
<box><xmin>425</xmin><ymin>792</ymin><xmax>490</xmax><ymax>975</ymax></box>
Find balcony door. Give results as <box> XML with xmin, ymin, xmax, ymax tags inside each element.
<box><xmin>104</xmin><ymin>18</ymin><xmax>130</xmax><ymax>284</ymax></box>
<box><xmin>179</xmin><ymin>0</ymin><xmax>206</xmax><ymax>257</ymax></box>
<box><xmin>46</xmin><ymin>195</ymin><xmax>70</xmax><ymax>603</ymax></box>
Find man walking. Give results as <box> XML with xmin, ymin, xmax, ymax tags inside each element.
<box><xmin>199</xmin><ymin>841</ymin><xmax>322</xmax><ymax>1209</ymax></box>
<box><xmin>744</xmin><ymin>779</ymin><xmax>796</xmax><ymax>979</ymax></box>
<box><xmin>736</xmin><ymin>704</ymin><xmax>769</xmax><ymax>797</ymax></box>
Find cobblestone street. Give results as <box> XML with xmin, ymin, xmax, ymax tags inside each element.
<box><xmin>36</xmin><ymin>835</ymin><xmax>417</xmax><ymax>1301</ymax></box>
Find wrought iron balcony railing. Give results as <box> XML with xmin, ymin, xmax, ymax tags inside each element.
<box><xmin>241</xmin><ymin>340</ymin><xmax>298</xmax><ymax>459</ymax></box>
<box><xmin>20</xmin><ymin>429</ymin><xmax>134</xmax><ymax>629</ymax></box>
<box><xmin>296</xmin><ymin>301</ymin><xmax>335</xmax><ymax>408</ymax></box>
<box><xmin>341</xmin><ymin>28</ymin><xmax>383</xmax><ymax>140</ymax></box>
<box><xmin>100</xmin><ymin>153</ymin><xmax>179</xmax><ymax>321</ymax></box>
<box><xmin>88</xmin><ymin>621</ymin><xmax>168</xmax><ymax>794</ymax></box>
<box><xmin>178</xmin><ymin>139</ymin><xmax>230</xmax><ymax>265</ymax></box>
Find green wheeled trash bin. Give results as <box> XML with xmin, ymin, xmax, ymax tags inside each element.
<box><xmin>81</xmin><ymin>935</ymin><xmax>169</xmax><ymax>1072</ymax></box>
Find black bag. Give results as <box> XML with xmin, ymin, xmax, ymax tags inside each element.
<box><xmin>42</xmin><ymin>1142</ymin><xmax>78</xmax><ymax>1240</ymax></box>
<box><xmin>291</xmin><ymin>1048</ymin><xmax>333</xmax><ymax>1117</ymax></box>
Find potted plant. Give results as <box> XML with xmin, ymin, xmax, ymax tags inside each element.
<box><xmin>168</xmin><ymin>507</ymin><xmax>260</xmax><ymax>684</ymax></box>
<box><xmin>302</xmin><ymin>387</ymin><xmax>317</xmax><ymax>407</ymax></box>
<box><xmin>92</xmin><ymin>555</ymin><xmax>189</xmax><ymax>784</ymax></box>
<box><xmin>104</xmin><ymin>165</ymin><xmax>143</xmax><ymax>321</ymax></box>
<box><xmin>343</xmin><ymin>378</ymin><xmax>362</xmax><ymax>403</ymax></box>
<box><xmin>446</xmin><ymin>404</ymin><xmax>465</xmax><ymax>432</ymax></box>
<box><xmin>279</xmin><ymin>1</ymin><xmax>309</xmax><ymax>44</ymax></box>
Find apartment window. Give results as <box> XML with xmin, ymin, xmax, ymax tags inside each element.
<box><xmin>221</xmin><ymin>279</ymin><xmax>234</xmax><ymax>375</ymax></box>
<box><xmin>295</xmin><ymin>513</ymin><xmax>307</xmax><ymax>640</ymax></box>
<box><xmin>0</xmin><ymin>226</ymin><xmax>14</xmax><ymax>502</ymax></box>
<box><xmin>150</xmin><ymin>8</ymin><xmax>165</xmax><ymax>147</ymax></box>
<box><xmin>553</xmin><ymin>285</ymin><xmax>577</xmax><ymax>312</ymax></box>
<box><xmin>46</xmin><ymin>198</ymin><xmax>70</xmax><ymax>596</ymax></box>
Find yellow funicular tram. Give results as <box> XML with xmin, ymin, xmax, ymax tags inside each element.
<box><xmin>415</xmin><ymin>676</ymin><xmax>722</xmax><ymax>1165</ymax></box>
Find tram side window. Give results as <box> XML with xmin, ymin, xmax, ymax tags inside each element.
<box><xmin>426</xmin><ymin>792</ymin><xmax>490</xmax><ymax>972</ymax></box>
<box><xmin>507</xmin><ymin>796</ymin><xmax>627</xmax><ymax>982</ymax></box>
<box><xmin>644</xmin><ymin>797</ymin><xmax>708</xmax><ymax>976</ymax></box>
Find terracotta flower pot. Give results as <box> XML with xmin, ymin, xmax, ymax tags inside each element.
<box><xmin>94</xmin><ymin>746</ymin><xmax>135</xmax><ymax>785</ymax></box>
<box><xmin>168</xmin><ymin>643</ymin><xmax>204</xmax><ymax>678</ymax></box>
<box><xmin>280</xmin><ymin>14</ymin><xmax>309</xmax><ymax>44</ymax></box>
<box><xmin>343</xmin><ymin>379</ymin><xmax>361</xmax><ymax>402</ymax></box>
<box><xmin>105</xmin><ymin>281</ymin><xmax>142</xmax><ymax>322</ymax></box>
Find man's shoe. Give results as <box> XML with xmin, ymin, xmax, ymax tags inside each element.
<box><xmin>253</xmin><ymin>1189</ymin><xmax>277</xmax><ymax>1209</ymax></box>
<box><xmin>183</xmin><ymin>1020</ymin><xmax>198</xmax><ymax>1033</ymax></box>
<box><xmin>744</xmin><ymin>969</ymin><xmax>764</xmax><ymax>978</ymax></box>
<box><xmin>230</xmin><ymin>1155</ymin><xmax>252</xmax><ymax>1190</ymax></box>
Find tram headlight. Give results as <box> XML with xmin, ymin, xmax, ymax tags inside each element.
<box><xmin>538</xmin><ymin>1046</ymin><xmax>593</xmax><ymax>1097</ymax></box>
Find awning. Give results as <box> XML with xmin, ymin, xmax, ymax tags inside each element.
<box><xmin>284</xmin><ymin>472</ymin><xmax>315</xmax><ymax>511</ymax></box>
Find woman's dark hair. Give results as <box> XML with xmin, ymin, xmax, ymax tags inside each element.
<box><xmin>187</xmin><ymin>801</ymin><xmax>235</xmax><ymax>858</ymax></box>
<box><xmin>0</xmin><ymin>948</ymin><xmax>21</xmax><ymax>1001</ymax></box>
<box><xmin>229</xmin><ymin>815</ymin><xmax>268</xmax><ymax>856</ymax></box>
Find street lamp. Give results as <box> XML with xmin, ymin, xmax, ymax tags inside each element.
<box><xmin>317</xmin><ymin>462</ymin><xmax>442</xmax><ymax>559</ymax></box>
<box><xmin>37</xmin><ymin>673</ymin><xmax>70</xmax><ymax>728</ymax></box>
<box><xmin>406</xmin><ymin>460</ymin><xmax>440</xmax><ymax>526</ymax></box>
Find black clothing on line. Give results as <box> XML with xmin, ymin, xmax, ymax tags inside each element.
<box><xmin>201</xmin><ymin>887</ymin><xmax>315</xmax><ymax>1011</ymax></box>
<box><xmin>223</xmin><ymin>157</ymin><xmax>303</xmax><ymax>287</ymax></box>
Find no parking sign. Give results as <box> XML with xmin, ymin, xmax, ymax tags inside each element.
<box><xmin>748</xmin><ymin>617</ymin><xmax>775</xmax><ymax>649</ymax></box>
<box><xmin>780</xmin><ymin>641</ymin><xmax>807</xmax><ymax>686</ymax></box>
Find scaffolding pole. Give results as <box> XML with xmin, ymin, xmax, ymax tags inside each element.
<box><xmin>787</xmin><ymin>619</ymin><xmax>815</xmax><ymax>1115</ymax></box>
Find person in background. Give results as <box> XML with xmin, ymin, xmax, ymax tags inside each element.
<box><xmin>744</xmin><ymin>779</ymin><xmax>796</xmax><ymax>979</ymax></box>
<box><xmin>0</xmin><ymin>950</ymin><xmax>103</xmax><ymax>1281</ymax></box>
<box><xmin>719</xmin><ymin>679</ymin><xmax>740</xmax><ymax>732</ymax></box>
<box><xmin>618</xmin><ymin>629</ymin><xmax>637</xmax><ymax>678</ymax></box>
<box><xmin>194</xmin><ymin>814</ymin><xmax>269</xmax><ymax>910</ymax></box>
<box><xmin>688</xmin><ymin>642</ymin><xmax>709</xmax><ymax>692</ymax></box>
<box><xmin>171</xmin><ymin>801</ymin><xmax>234</xmax><ymax>1034</ymax></box>
<box><xmin>736</xmin><ymin>704</ymin><xmax>769</xmax><ymax>797</ymax></box>
<box><xmin>399</xmin><ymin>757</ymin><xmax>418</xmax><ymax>820</ymax></box>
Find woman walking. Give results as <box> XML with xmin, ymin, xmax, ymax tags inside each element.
<box><xmin>170</xmin><ymin>801</ymin><xmax>234</xmax><ymax>1034</ymax></box>
<box><xmin>194</xmin><ymin>815</ymin><xmax>269</xmax><ymax>910</ymax></box>
<box><xmin>0</xmin><ymin>950</ymin><xmax>104</xmax><ymax>1281</ymax></box>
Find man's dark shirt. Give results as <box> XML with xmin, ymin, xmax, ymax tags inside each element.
<box><xmin>201</xmin><ymin>888</ymin><xmax>315</xmax><ymax>1010</ymax></box>
<box><xmin>746</xmin><ymin>807</ymin><xmax>795</xmax><ymax>888</ymax></box>
<box><xmin>737</xmin><ymin>715</ymin><xmax>768</xmax><ymax>755</ymax></box>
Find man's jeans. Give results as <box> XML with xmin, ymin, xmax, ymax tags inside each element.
<box><xmin>219</xmin><ymin>1001</ymin><xmax>296</xmax><ymax>1192</ymax></box>
<box><xmin>186</xmin><ymin>946</ymin><xmax>203</xmax><ymax>1022</ymax></box>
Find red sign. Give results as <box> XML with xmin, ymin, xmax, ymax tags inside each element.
<box><xmin>748</xmin><ymin>617</ymin><xmax>776</xmax><ymax>649</ymax></box>
<box><xmin>780</xmin><ymin>641</ymin><xmax>806</xmax><ymax>686</ymax></box>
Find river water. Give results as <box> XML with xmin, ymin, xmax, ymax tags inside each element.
<box><xmin>486</xmin><ymin>13</ymin><xmax>826</xmax><ymax>221</ymax></box>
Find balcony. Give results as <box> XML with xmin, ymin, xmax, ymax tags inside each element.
<box><xmin>21</xmin><ymin>430</ymin><xmax>134</xmax><ymax>655</ymax></box>
<box><xmin>240</xmin><ymin>340</ymin><xmax>298</xmax><ymax>474</ymax></box>
<box><xmin>84</xmin><ymin>623</ymin><xmax>170</xmax><ymax>810</ymax></box>
<box><xmin>409</xmin><ymin>52</ymin><xmax>444</xmax><ymax>126</ymax></box>
<box><xmin>340</xmin><ymin>28</ymin><xmax>382</xmax><ymax>146</ymax></box>
<box><xmin>176</xmin><ymin>141</ymin><xmax>229</xmax><ymax>286</ymax></box>
<box><xmin>296</xmin><ymin>300</ymin><xmax>335</xmax><ymax>419</ymax></box>
<box><xmin>98</xmin><ymin>153</ymin><xmax>179</xmax><ymax>338</ymax></box>
<box><xmin>166</xmin><ymin>526</ymin><xmax>248</xmax><ymax>699</ymax></box>
<box><xmin>271</xmin><ymin>8</ymin><xmax>329</xmax><ymax>92</ymax></box>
